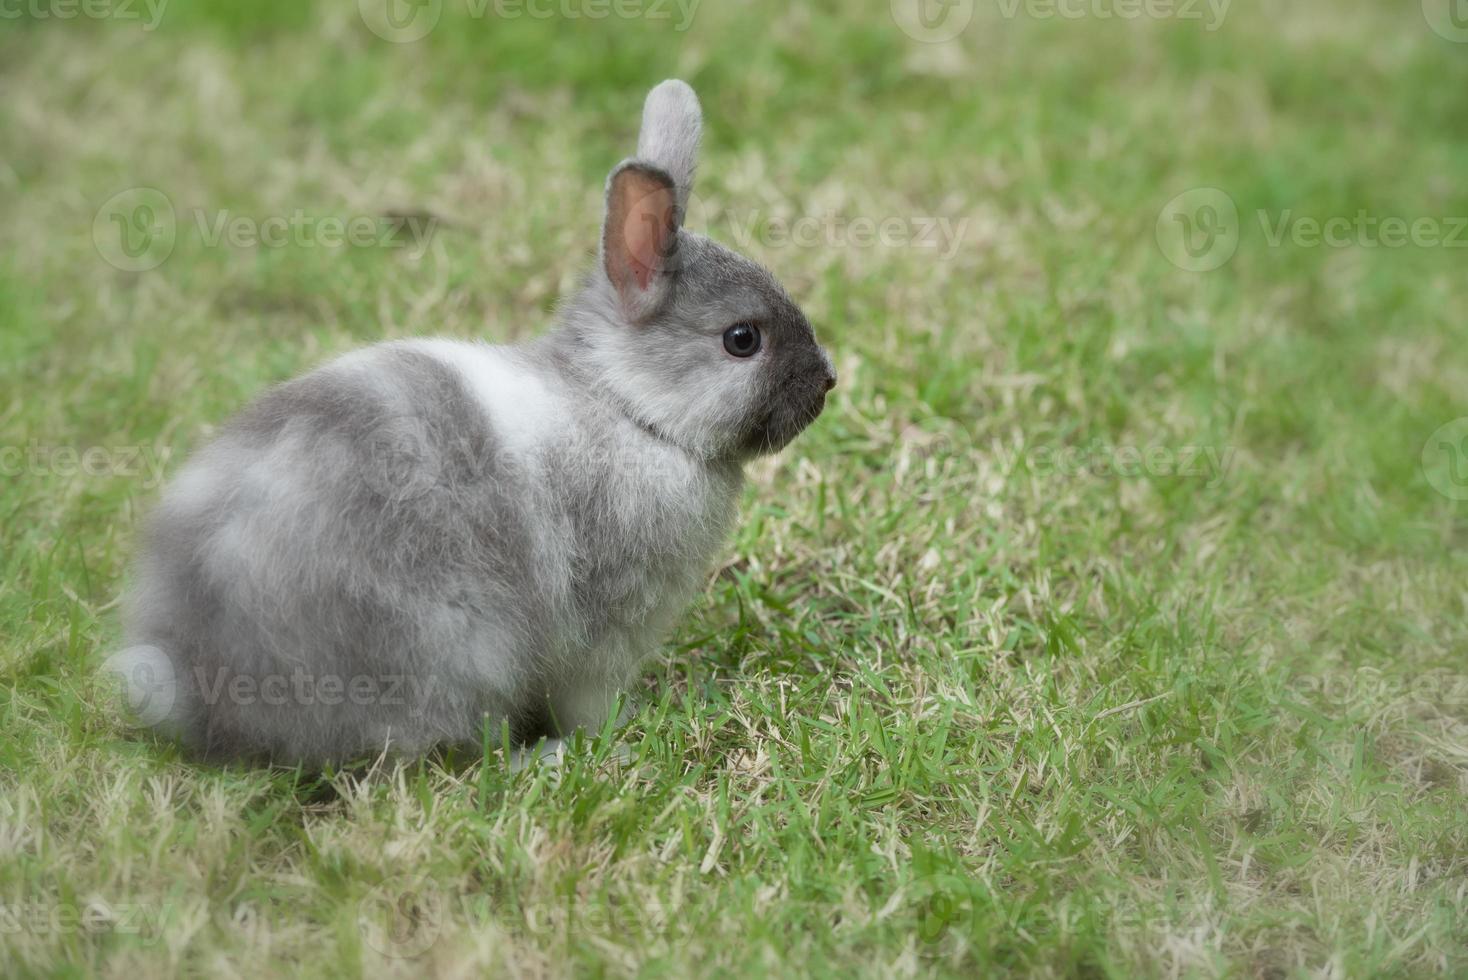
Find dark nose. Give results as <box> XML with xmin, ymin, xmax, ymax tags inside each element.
<box><xmin>824</xmin><ymin>371</ymin><xmax>837</xmax><ymax>393</ymax></box>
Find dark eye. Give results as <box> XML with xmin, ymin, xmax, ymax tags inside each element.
<box><xmin>723</xmin><ymin>323</ymin><xmax>762</xmax><ymax>358</ymax></box>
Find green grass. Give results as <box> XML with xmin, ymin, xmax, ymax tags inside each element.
<box><xmin>3</xmin><ymin>0</ymin><xmax>1468</xmax><ymax>975</ymax></box>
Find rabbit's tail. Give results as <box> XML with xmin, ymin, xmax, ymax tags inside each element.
<box><xmin>101</xmin><ymin>639</ymin><xmax>202</xmax><ymax>746</ymax></box>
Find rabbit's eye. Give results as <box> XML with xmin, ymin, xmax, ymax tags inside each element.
<box><xmin>723</xmin><ymin>324</ymin><xmax>762</xmax><ymax>358</ymax></box>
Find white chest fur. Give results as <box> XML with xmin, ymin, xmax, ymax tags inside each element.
<box><xmin>402</xmin><ymin>337</ymin><xmax>739</xmax><ymax>654</ymax></box>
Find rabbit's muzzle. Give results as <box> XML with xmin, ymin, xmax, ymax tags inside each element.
<box><xmin>742</xmin><ymin>344</ymin><xmax>835</xmax><ymax>457</ymax></box>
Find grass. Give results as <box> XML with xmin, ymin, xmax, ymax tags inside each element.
<box><xmin>2</xmin><ymin>0</ymin><xmax>1467</xmax><ymax>975</ymax></box>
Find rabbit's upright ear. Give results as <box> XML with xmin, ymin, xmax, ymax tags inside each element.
<box><xmin>636</xmin><ymin>79</ymin><xmax>701</xmax><ymax>212</ymax></box>
<box><xmin>603</xmin><ymin>163</ymin><xmax>679</xmax><ymax>323</ymax></box>
<box><xmin>601</xmin><ymin>81</ymin><xmax>702</xmax><ymax>323</ymax></box>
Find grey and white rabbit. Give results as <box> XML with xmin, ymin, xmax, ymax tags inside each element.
<box><xmin>119</xmin><ymin>80</ymin><xmax>835</xmax><ymax>766</ymax></box>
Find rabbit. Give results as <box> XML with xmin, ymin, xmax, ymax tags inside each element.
<box><xmin>118</xmin><ymin>80</ymin><xmax>836</xmax><ymax>767</ymax></box>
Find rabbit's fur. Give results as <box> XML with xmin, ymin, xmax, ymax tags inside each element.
<box><xmin>122</xmin><ymin>81</ymin><xmax>835</xmax><ymax>766</ymax></box>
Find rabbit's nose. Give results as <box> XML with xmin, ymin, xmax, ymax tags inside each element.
<box><xmin>818</xmin><ymin>349</ymin><xmax>837</xmax><ymax>391</ymax></box>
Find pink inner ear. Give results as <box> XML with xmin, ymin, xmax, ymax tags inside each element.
<box><xmin>611</xmin><ymin>169</ymin><xmax>676</xmax><ymax>294</ymax></box>
<box><xmin>628</xmin><ymin>208</ymin><xmax>662</xmax><ymax>290</ymax></box>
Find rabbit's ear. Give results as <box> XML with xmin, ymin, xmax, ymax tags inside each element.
<box><xmin>603</xmin><ymin>162</ymin><xmax>679</xmax><ymax>323</ymax></box>
<box><xmin>636</xmin><ymin>80</ymin><xmax>701</xmax><ymax>211</ymax></box>
<box><xmin>600</xmin><ymin>81</ymin><xmax>701</xmax><ymax>322</ymax></box>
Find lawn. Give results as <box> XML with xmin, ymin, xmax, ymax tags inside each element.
<box><xmin>2</xmin><ymin>0</ymin><xmax>1467</xmax><ymax>976</ymax></box>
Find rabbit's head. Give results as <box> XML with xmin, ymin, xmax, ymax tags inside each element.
<box><xmin>561</xmin><ymin>80</ymin><xmax>835</xmax><ymax>462</ymax></box>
